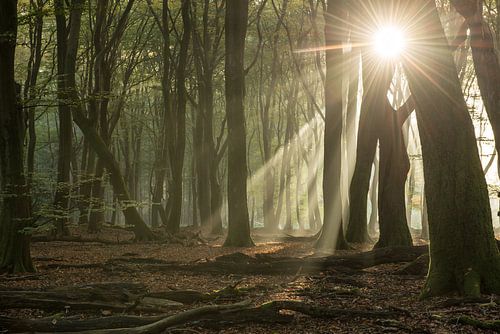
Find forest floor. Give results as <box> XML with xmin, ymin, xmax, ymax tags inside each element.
<box><xmin>1</xmin><ymin>226</ymin><xmax>500</xmax><ymax>333</ymax></box>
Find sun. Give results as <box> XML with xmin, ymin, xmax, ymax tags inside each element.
<box><xmin>373</xmin><ymin>26</ymin><xmax>407</xmax><ymax>59</ymax></box>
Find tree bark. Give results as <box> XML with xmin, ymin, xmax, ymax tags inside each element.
<box><xmin>402</xmin><ymin>0</ymin><xmax>500</xmax><ymax>297</ymax></box>
<box><xmin>375</xmin><ymin>98</ymin><xmax>413</xmax><ymax>248</ymax></box>
<box><xmin>166</xmin><ymin>0</ymin><xmax>191</xmax><ymax>234</ymax></box>
<box><xmin>53</xmin><ymin>0</ymin><xmax>74</xmax><ymax>237</ymax></box>
<box><xmin>223</xmin><ymin>0</ymin><xmax>254</xmax><ymax>247</ymax></box>
<box><xmin>316</xmin><ymin>0</ymin><xmax>349</xmax><ymax>251</ymax></box>
<box><xmin>345</xmin><ymin>54</ymin><xmax>392</xmax><ymax>243</ymax></box>
<box><xmin>452</xmin><ymin>0</ymin><xmax>500</xmax><ymax>175</ymax></box>
<box><xmin>0</xmin><ymin>0</ymin><xmax>34</xmax><ymax>273</ymax></box>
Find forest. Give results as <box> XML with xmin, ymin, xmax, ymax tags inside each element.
<box><xmin>0</xmin><ymin>0</ymin><xmax>500</xmax><ymax>332</ymax></box>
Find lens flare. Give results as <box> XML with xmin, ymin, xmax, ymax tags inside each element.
<box><xmin>373</xmin><ymin>26</ymin><xmax>406</xmax><ymax>58</ymax></box>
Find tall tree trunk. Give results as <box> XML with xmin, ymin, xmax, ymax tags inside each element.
<box><xmin>403</xmin><ymin>0</ymin><xmax>500</xmax><ymax>297</ymax></box>
<box><xmin>345</xmin><ymin>53</ymin><xmax>393</xmax><ymax>243</ymax></box>
<box><xmin>166</xmin><ymin>0</ymin><xmax>191</xmax><ymax>234</ymax></box>
<box><xmin>53</xmin><ymin>0</ymin><xmax>73</xmax><ymax>237</ymax></box>
<box><xmin>223</xmin><ymin>0</ymin><xmax>253</xmax><ymax>247</ymax></box>
<box><xmin>452</xmin><ymin>0</ymin><xmax>500</xmax><ymax>174</ymax></box>
<box><xmin>24</xmin><ymin>0</ymin><xmax>44</xmax><ymax>186</ymax></box>
<box><xmin>316</xmin><ymin>0</ymin><xmax>349</xmax><ymax>251</ymax></box>
<box><xmin>0</xmin><ymin>0</ymin><xmax>34</xmax><ymax>273</ymax></box>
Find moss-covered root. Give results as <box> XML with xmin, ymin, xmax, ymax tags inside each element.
<box><xmin>420</xmin><ymin>262</ymin><xmax>500</xmax><ymax>299</ymax></box>
<box><xmin>455</xmin><ymin>316</ymin><xmax>500</xmax><ymax>332</ymax></box>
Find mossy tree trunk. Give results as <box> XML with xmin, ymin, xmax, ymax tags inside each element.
<box><xmin>402</xmin><ymin>0</ymin><xmax>500</xmax><ymax>297</ymax></box>
<box><xmin>223</xmin><ymin>0</ymin><xmax>254</xmax><ymax>247</ymax></box>
<box><xmin>0</xmin><ymin>0</ymin><xmax>35</xmax><ymax>273</ymax></box>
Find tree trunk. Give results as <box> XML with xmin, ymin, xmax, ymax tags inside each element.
<box><xmin>166</xmin><ymin>0</ymin><xmax>191</xmax><ymax>234</ymax></box>
<box><xmin>402</xmin><ymin>0</ymin><xmax>500</xmax><ymax>297</ymax></box>
<box><xmin>0</xmin><ymin>0</ymin><xmax>34</xmax><ymax>273</ymax></box>
<box><xmin>53</xmin><ymin>0</ymin><xmax>73</xmax><ymax>237</ymax></box>
<box><xmin>223</xmin><ymin>0</ymin><xmax>253</xmax><ymax>247</ymax></box>
<box><xmin>61</xmin><ymin>0</ymin><xmax>153</xmax><ymax>240</ymax></box>
<box><xmin>375</xmin><ymin>100</ymin><xmax>413</xmax><ymax>248</ymax></box>
<box><xmin>452</xmin><ymin>0</ymin><xmax>500</xmax><ymax>175</ymax></box>
<box><xmin>368</xmin><ymin>155</ymin><xmax>379</xmax><ymax>236</ymax></box>
<box><xmin>345</xmin><ymin>54</ymin><xmax>391</xmax><ymax>243</ymax></box>
<box><xmin>316</xmin><ymin>0</ymin><xmax>349</xmax><ymax>251</ymax></box>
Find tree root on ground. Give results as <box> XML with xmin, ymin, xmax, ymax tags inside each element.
<box><xmin>0</xmin><ymin>299</ymin><xmax>408</xmax><ymax>333</ymax></box>
<box><xmin>453</xmin><ymin>316</ymin><xmax>500</xmax><ymax>332</ymax></box>
<box><xmin>0</xmin><ymin>282</ymin><xmax>183</xmax><ymax>313</ymax></box>
<box><xmin>101</xmin><ymin>245</ymin><xmax>429</xmax><ymax>275</ymax></box>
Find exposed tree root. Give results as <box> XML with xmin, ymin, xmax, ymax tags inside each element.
<box><xmin>0</xmin><ymin>300</ymin><xmax>408</xmax><ymax>333</ymax></box>
<box><xmin>436</xmin><ymin>296</ymin><xmax>500</xmax><ymax>308</ymax></box>
<box><xmin>394</xmin><ymin>254</ymin><xmax>429</xmax><ymax>276</ymax></box>
<box><xmin>0</xmin><ymin>283</ymin><xmax>182</xmax><ymax>313</ymax></box>
<box><xmin>0</xmin><ymin>315</ymin><xmax>167</xmax><ymax>332</ymax></box>
<box><xmin>103</xmin><ymin>245</ymin><xmax>429</xmax><ymax>275</ymax></box>
<box><xmin>454</xmin><ymin>316</ymin><xmax>500</xmax><ymax>332</ymax></box>
<box><xmin>31</xmin><ymin>236</ymin><xmax>131</xmax><ymax>245</ymax></box>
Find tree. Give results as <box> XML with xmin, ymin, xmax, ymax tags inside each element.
<box><xmin>53</xmin><ymin>0</ymin><xmax>74</xmax><ymax>237</ymax></box>
<box><xmin>223</xmin><ymin>0</ymin><xmax>254</xmax><ymax>247</ymax></box>
<box><xmin>401</xmin><ymin>0</ymin><xmax>500</xmax><ymax>297</ymax></box>
<box><xmin>345</xmin><ymin>52</ymin><xmax>390</xmax><ymax>244</ymax></box>
<box><xmin>0</xmin><ymin>0</ymin><xmax>35</xmax><ymax>273</ymax></box>
<box><xmin>166</xmin><ymin>0</ymin><xmax>192</xmax><ymax>234</ymax></box>
<box><xmin>57</xmin><ymin>0</ymin><xmax>155</xmax><ymax>240</ymax></box>
<box><xmin>375</xmin><ymin>92</ymin><xmax>414</xmax><ymax>248</ymax></box>
<box><xmin>316</xmin><ymin>0</ymin><xmax>349</xmax><ymax>251</ymax></box>
<box><xmin>451</xmin><ymin>0</ymin><xmax>500</xmax><ymax>176</ymax></box>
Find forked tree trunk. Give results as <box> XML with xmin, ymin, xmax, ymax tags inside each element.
<box><xmin>346</xmin><ymin>55</ymin><xmax>393</xmax><ymax>243</ymax></box>
<box><xmin>402</xmin><ymin>0</ymin><xmax>500</xmax><ymax>297</ymax></box>
<box><xmin>0</xmin><ymin>0</ymin><xmax>34</xmax><ymax>273</ymax></box>
<box><xmin>375</xmin><ymin>99</ymin><xmax>413</xmax><ymax>248</ymax></box>
<box><xmin>223</xmin><ymin>0</ymin><xmax>253</xmax><ymax>247</ymax></box>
